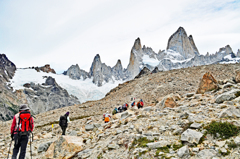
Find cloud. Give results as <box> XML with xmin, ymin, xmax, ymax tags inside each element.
<box><xmin>0</xmin><ymin>0</ymin><xmax>239</xmax><ymax>73</ymax></box>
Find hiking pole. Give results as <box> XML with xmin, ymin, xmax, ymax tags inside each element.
<box><xmin>7</xmin><ymin>139</ymin><xmax>13</xmax><ymax>159</ymax></box>
<box><xmin>30</xmin><ymin>132</ymin><xmax>33</xmax><ymax>159</ymax></box>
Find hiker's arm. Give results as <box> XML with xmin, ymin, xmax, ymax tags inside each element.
<box><xmin>31</xmin><ymin>117</ymin><xmax>34</xmax><ymax>131</ymax></box>
<box><xmin>10</xmin><ymin>116</ymin><xmax>16</xmax><ymax>134</ymax></box>
<box><xmin>67</xmin><ymin>116</ymin><xmax>71</xmax><ymax>123</ymax></box>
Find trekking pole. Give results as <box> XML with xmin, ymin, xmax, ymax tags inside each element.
<box><xmin>30</xmin><ymin>132</ymin><xmax>33</xmax><ymax>159</ymax></box>
<box><xmin>7</xmin><ymin>139</ymin><xmax>13</xmax><ymax>159</ymax></box>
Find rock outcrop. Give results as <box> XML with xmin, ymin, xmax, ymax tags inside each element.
<box><xmin>135</xmin><ymin>67</ymin><xmax>151</xmax><ymax>79</ymax></box>
<box><xmin>63</xmin><ymin>64</ymin><xmax>89</xmax><ymax>80</ymax></box>
<box><xmin>23</xmin><ymin>76</ymin><xmax>80</xmax><ymax>114</ymax></box>
<box><xmin>0</xmin><ymin>54</ymin><xmax>16</xmax><ymax>81</ymax></box>
<box><xmin>196</xmin><ymin>72</ymin><xmax>218</xmax><ymax>94</ymax></box>
<box><xmin>34</xmin><ymin>64</ymin><xmax>56</xmax><ymax>74</ymax></box>
<box><xmin>235</xmin><ymin>70</ymin><xmax>240</xmax><ymax>83</ymax></box>
<box><xmin>45</xmin><ymin>136</ymin><xmax>83</xmax><ymax>159</ymax></box>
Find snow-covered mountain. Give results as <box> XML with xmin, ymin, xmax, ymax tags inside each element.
<box><xmin>63</xmin><ymin>27</ymin><xmax>240</xmax><ymax>87</ymax></box>
<box><xmin>3</xmin><ymin>26</ymin><xmax>239</xmax><ymax>118</ymax></box>
<box><xmin>10</xmin><ymin>69</ymin><xmax>123</xmax><ymax>104</ymax></box>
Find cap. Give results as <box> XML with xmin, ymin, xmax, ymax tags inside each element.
<box><xmin>19</xmin><ymin>104</ymin><xmax>30</xmax><ymax>111</ymax></box>
<box><xmin>66</xmin><ymin>112</ymin><xmax>69</xmax><ymax>116</ymax></box>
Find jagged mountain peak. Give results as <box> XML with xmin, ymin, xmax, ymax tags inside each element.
<box><xmin>132</xmin><ymin>37</ymin><xmax>142</xmax><ymax>51</ymax></box>
<box><xmin>167</xmin><ymin>27</ymin><xmax>199</xmax><ymax>59</ymax></box>
<box><xmin>115</xmin><ymin>59</ymin><xmax>122</xmax><ymax>66</ymax></box>
<box><xmin>219</xmin><ymin>45</ymin><xmax>233</xmax><ymax>54</ymax></box>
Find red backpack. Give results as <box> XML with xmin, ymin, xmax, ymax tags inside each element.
<box><xmin>17</xmin><ymin>111</ymin><xmax>33</xmax><ymax>135</ymax></box>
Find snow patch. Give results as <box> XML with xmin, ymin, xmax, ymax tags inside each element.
<box><xmin>10</xmin><ymin>69</ymin><xmax>124</xmax><ymax>103</ymax></box>
<box><xmin>142</xmin><ymin>55</ymin><xmax>159</xmax><ymax>67</ymax></box>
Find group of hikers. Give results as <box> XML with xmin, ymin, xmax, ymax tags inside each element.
<box><xmin>112</xmin><ymin>99</ymin><xmax>144</xmax><ymax>115</ymax></box>
<box><xmin>9</xmin><ymin>99</ymin><xmax>143</xmax><ymax>158</ymax></box>
<box><xmin>103</xmin><ymin>99</ymin><xmax>144</xmax><ymax>123</ymax></box>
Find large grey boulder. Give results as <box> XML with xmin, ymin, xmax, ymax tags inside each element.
<box><xmin>177</xmin><ymin>145</ymin><xmax>189</xmax><ymax>158</ymax></box>
<box><xmin>218</xmin><ymin>106</ymin><xmax>240</xmax><ymax>118</ymax></box>
<box><xmin>196</xmin><ymin>149</ymin><xmax>217</xmax><ymax>159</ymax></box>
<box><xmin>38</xmin><ymin>141</ymin><xmax>53</xmax><ymax>153</ymax></box>
<box><xmin>85</xmin><ymin>124</ymin><xmax>94</xmax><ymax>131</ymax></box>
<box><xmin>146</xmin><ymin>141</ymin><xmax>169</xmax><ymax>149</ymax></box>
<box><xmin>215</xmin><ymin>89</ymin><xmax>240</xmax><ymax>104</ymax></box>
<box><xmin>234</xmin><ymin>136</ymin><xmax>240</xmax><ymax>145</ymax></box>
<box><xmin>181</xmin><ymin>129</ymin><xmax>203</xmax><ymax>144</ymax></box>
<box><xmin>77</xmin><ymin>149</ymin><xmax>92</xmax><ymax>158</ymax></box>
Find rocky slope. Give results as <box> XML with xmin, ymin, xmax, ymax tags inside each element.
<box><xmin>1</xmin><ymin>63</ymin><xmax>240</xmax><ymax>158</ymax></box>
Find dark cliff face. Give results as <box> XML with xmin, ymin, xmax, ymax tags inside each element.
<box><xmin>0</xmin><ymin>54</ymin><xmax>16</xmax><ymax>82</ymax></box>
<box><xmin>23</xmin><ymin>76</ymin><xmax>80</xmax><ymax>114</ymax></box>
<box><xmin>0</xmin><ymin>54</ymin><xmax>19</xmax><ymax>121</ymax></box>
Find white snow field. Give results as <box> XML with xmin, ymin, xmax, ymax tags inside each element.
<box><xmin>10</xmin><ymin>69</ymin><xmax>124</xmax><ymax>103</ymax></box>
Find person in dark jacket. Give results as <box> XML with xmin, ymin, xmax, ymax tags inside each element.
<box><xmin>59</xmin><ymin>112</ymin><xmax>70</xmax><ymax>135</ymax></box>
<box><xmin>10</xmin><ymin>104</ymin><xmax>34</xmax><ymax>159</ymax></box>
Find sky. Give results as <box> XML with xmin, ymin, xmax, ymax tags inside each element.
<box><xmin>0</xmin><ymin>0</ymin><xmax>239</xmax><ymax>74</ymax></box>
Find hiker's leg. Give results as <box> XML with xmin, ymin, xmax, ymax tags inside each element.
<box><xmin>19</xmin><ymin>135</ymin><xmax>28</xmax><ymax>159</ymax></box>
<box><xmin>12</xmin><ymin>134</ymin><xmax>20</xmax><ymax>159</ymax></box>
<box><xmin>62</xmin><ymin>127</ymin><xmax>66</xmax><ymax>135</ymax></box>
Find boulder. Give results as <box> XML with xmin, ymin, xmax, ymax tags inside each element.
<box><xmin>45</xmin><ymin>136</ymin><xmax>83</xmax><ymax>159</ymax></box>
<box><xmin>112</xmin><ymin>110</ymin><xmax>134</xmax><ymax>120</ymax></box>
<box><xmin>177</xmin><ymin>145</ymin><xmax>189</xmax><ymax>158</ymax></box>
<box><xmin>159</xmin><ymin>93</ymin><xmax>180</xmax><ymax>108</ymax></box>
<box><xmin>143</xmin><ymin>106</ymin><xmax>153</xmax><ymax>112</ymax></box>
<box><xmin>85</xmin><ymin>124</ymin><xmax>94</xmax><ymax>131</ymax></box>
<box><xmin>234</xmin><ymin>136</ymin><xmax>240</xmax><ymax>145</ymax></box>
<box><xmin>196</xmin><ymin>149</ymin><xmax>217</xmax><ymax>158</ymax></box>
<box><xmin>77</xmin><ymin>149</ymin><xmax>92</xmax><ymax>158</ymax></box>
<box><xmin>190</xmin><ymin>122</ymin><xmax>202</xmax><ymax>129</ymax></box>
<box><xmin>146</xmin><ymin>141</ymin><xmax>169</xmax><ymax>149</ymax></box>
<box><xmin>235</xmin><ymin>70</ymin><xmax>240</xmax><ymax>83</ymax></box>
<box><xmin>196</xmin><ymin>72</ymin><xmax>218</xmax><ymax>94</ymax></box>
<box><xmin>215</xmin><ymin>89</ymin><xmax>240</xmax><ymax>104</ymax></box>
<box><xmin>181</xmin><ymin>129</ymin><xmax>203</xmax><ymax>144</ymax></box>
<box><xmin>37</xmin><ymin>141</ymin><xmax>53</xmax><ymax>153</ymax></box>
<box><xmin>218</xmin><ymin>106</ymin><xmax>240</xmax><ymax>118</ymax></box>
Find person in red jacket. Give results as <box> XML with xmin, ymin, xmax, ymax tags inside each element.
<box><xmin>10</xmin><ymin>104</ymin><xmax>34</xmax><ymax>159</ymax></box>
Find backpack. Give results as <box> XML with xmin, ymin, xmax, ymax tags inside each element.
<box><xmin>131</xmin><ymin>102</ymin><xmax>135</xmax><ymax>106</ymax></box>
<box><xmin>17</xmin><ymin>111</ymin><xmax>33</xmax><ymax>136</ymax></box>
<box><xmin>59</xmin><ymin>115</ymin><xmax>67</xmax><ymax>127</ymax></box>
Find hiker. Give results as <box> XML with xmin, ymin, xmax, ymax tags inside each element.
<box><xmin>131</xmin><ymin>101</ymin><xmax>135</xmax><ymax>107</ymax></box>
<box><xmin>137</xmin><ymin>99</ymin><xmax>144</xmax><ymax>109</ymax></box>
<box><xmin>103</xmin><ymin>111</ymin><xmax>111</xmax><ymax>123</ymax></box>
<box><xmin>122</xmin><ymin>103</ymin><xmax>128</xmax><ymax>111</ymax></box>
<box><xmin>118</xmin><ymin>105</ymin><xmax>123</xmax><ymax>113</ymax></box>
<box><xmin>59</xmin><ymin>112</ymin><xmax>70</xmax><ymax>135</ymax></box>
<box><xmin>10</xmin><ymin>104</ymin><xmax>34</xmax><ymax>159</ymax></box>
<box><xmin>112</xmin><ymin>107</ymin><xmax>118</xmax><ymax>115</ymax></box>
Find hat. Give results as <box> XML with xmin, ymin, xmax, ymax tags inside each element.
<box><xmin>19</xmin><ymin>104</ymin><xmax>30</xmax><ymax>111</ymax></box>
<box><xmin>66</xmin><ymin>112</ymin><xmax>69</xmax><ymax>116</ymax></box>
